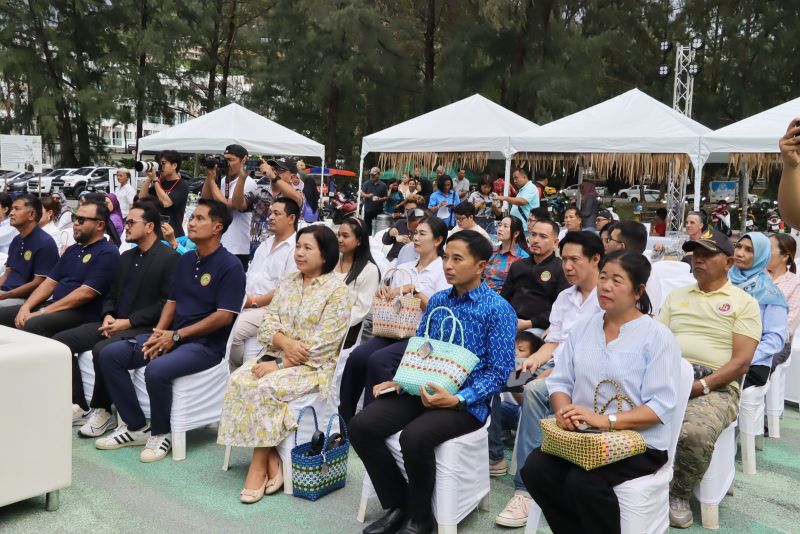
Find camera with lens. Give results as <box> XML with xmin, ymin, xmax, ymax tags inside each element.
<box><xmin>134</xmin><ymin>161</ymin><xmax>160</xmax><ymax>173</ymax></box>
<box><xmin>202</xmin><ymin>155</ymin><xmax>229</xmax><ymax>173</ymax></box>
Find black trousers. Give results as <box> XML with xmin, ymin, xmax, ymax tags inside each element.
<box><xmin>521</xmin><ymin>447</ymin><xmax>667</xmax><ymax>534</ymax></box>
<box><xmin>364</xmin><ymin>209</ymin><xmax>381</xmax><ymax>235</ymax></box>
<box><xmin>53</xmin><ymin>322</ymin><xmax>151</xmax><ymax>411</ymax></box>
<box><xmin>235</xmin><ymin>254</ymin><xmax>250</xmax><ymax>271</ymax></box>
<box><xmin>743</xmin><ymin>364</ymin><xmax>771</xmax><ymax>389</ymax></box>
<box><xmin>349</xmin><ymin>394</ymin><xmax>483</xmax><ymax>521</ymax></box>
<box><xmin>338</xmin><ymin>336</ymin><xmax>408</xmax><ymax>423</ymax></box>
<box><xmin>0</xmin><ymin>303</ymin><xmax>97</xmax><ymax>338</ymax></box>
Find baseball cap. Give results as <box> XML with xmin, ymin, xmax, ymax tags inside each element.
<box><xmin>596</xmin><ymin>209</ymin><xmax>613</xmax><ymax>221</ymax></box>
<box><xmin>682</xmin><ymin>229</ymin><xmax>734</xmax><ymax>256</ymax></box>
<box><xmin>369</xmin><ymin>166</ymin><xmax>380</xmax><ymax>175</ymax></box>
<box><xmin>267</xmin><ymin>156</ymin><xmax>298</xmax><ymax>174</ymax></box>
<box><xmin>224</xmin><ymin>144</ymin><xmax>248</xmax><ymax>159</ymax></box>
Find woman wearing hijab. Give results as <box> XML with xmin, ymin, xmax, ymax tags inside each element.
<box><xmin>730</xmin><ymin>232</ymin><xmax>788</xmax><ymax>389</ymax></box>
<box><xmin>52</xmin><ymin>191</ymin><xmax>73</xmax><ymax>229</ymax></box>
<box><xmin>579</xmin><ymin>181</ymin><xmax>599</xmax><ymax>230</ymax></box>
<box><xmin>105</xmin><ymin>193</ymin><xmax>124</xmax><ymax>236</ymax></box>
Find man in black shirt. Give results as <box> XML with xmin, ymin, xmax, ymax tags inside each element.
<box><xmin>360</xmin><ymin>167</ymin><xmax>388</xmax><ymax>235</ymax></box>
<box><xmin>382</xmin><ymin>198</ymin><xmax>424</xmax><ymax>261</ymax></box>
<box><xmin>54</xmin><ymin>200</ymin><xmax>179</xmax><ymax>436</ymax></box>
<box><xmin>501</xmin><ymin>219</ymin><xmax>569</xmax><ymax>331</ymax></box>
<box><xmin>138</xmin><ymin>150</ymin><xmax>190</xmax><ymax>237</ymax></box>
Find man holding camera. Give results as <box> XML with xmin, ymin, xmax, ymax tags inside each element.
<box><xmin>138</xmin><ymin>150</ymin><xmax>189</xmax><ymax>237</ymax></box>
<box><xmin>201</xmin><ymin>144</ymin><xmax>258</xmax><ymax>270</ymax></box>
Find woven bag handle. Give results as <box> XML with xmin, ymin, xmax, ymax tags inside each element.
<box><xmin>423</xmin><ymin>306</ymin><xmax>466</xmax><ymax>346</ymax></box>
<box><xmin>293</xmin><ymin>405</ymin><xmax>320</xmax><ymax>448</ymax></box>
<box><xmin>593</xmin><ymin>379</ymin><xmax>637</xmax><ymax>415</ymax></box>
<box><xmin>323</xmin><ymin>412</ymin><xmax>349</xmax><ymax>450</ymax></box>
<box><xmin>382</xmin><ymin>267</ymin><xmax>414</xmax><ymax>296</ymax></box>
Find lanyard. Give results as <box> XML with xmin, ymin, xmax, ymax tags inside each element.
<box><xmin>160</xmin><ymin>178</ymin><xmax>181</xmax><ymax>194</ymax></box>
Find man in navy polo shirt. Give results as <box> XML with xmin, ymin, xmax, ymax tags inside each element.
<box><xmin>96</xmin><ymin>199</ymin><xmax>246</xmax><ymax>463</ymax></box>
<box><xmin>0</xmin><ymin>195</ymin><xmax>59</xmax><ymax>308</ymax></box>
<box><xmin>0</xmin><ymin>200</ymin><xmax>119</xmax><ymax>336</ymax></box>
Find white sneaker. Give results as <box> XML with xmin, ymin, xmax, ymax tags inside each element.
<box><xmin>95</xmin><ymin>424</ymin><xmax>150</xmax><ymax>450</ymax></box>
<box><xmin>78</xmin><ymin>409</ymin><xmax>117</xmax><ymax>438</ymax></box>
<box><xmin>72</xmin><ymin>404</ymin><xmax>91</xmax><ymax>426</ymax></box>
<box><xmin>495</xmin><ymin>491</ymin><xmax>532</xmax><ymax>527</ymax></box>
<box><xmin>140</xmin><ymin>434</ymin><xmax>171</xmax><ymax>463</ymax></box>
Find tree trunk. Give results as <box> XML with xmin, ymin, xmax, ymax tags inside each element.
<box><xmin>325</xmin><ymin>83</ymin><xmax>339</xmax><ymax>168</ymax></box>
<box><xmin>135</xmin><ymin>0</ymin><xmax>149</xmax><ymax>154</ymax></box>
<box><xmin>219</xmin><ymin>0</ymin><xmax>239</xmax><ymax>100</ymax></box>
<box><xmin>422</xmin><ymin>0</ymin><xmax>436</xmax><ymax>112</ymax></box>
<box><xmin>205</xmin><ymin>1</ymin><xmax>225</xmax><ymax>112</ymax></box>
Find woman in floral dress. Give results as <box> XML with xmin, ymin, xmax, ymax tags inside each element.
<box><xmin>217</xmin><ymin>225</ymin><xmax>350</xmax><ymax>503</ymax></box>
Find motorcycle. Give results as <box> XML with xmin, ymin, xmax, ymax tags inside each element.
<box><xmin>711</xmin><ymin>199</ymin><xmax>732</xmax><ymax>237</ymax></box>
<box><xmin>321</xmin><ymin>184</ymin><xmax>357</xmax><ymax>224</ymax></box>
<box><xmin>544</xmin><ymin>192</ymin><xmax>568</xmax><ymax>224</ymax></box>
<box><xmin>766</xmin><ymin>208</ymin><xmax>785</xmax><ymax>233</ymax></box>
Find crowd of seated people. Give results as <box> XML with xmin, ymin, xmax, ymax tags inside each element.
<box><xmin>2</xmin><ymin>158</ymin><xmax>797</xmax><ymax>534</ymax></box>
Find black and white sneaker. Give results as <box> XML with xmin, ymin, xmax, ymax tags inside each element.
<box><xmin>140</xmin><ymin>434</ymin><xmax>171</xmax><ymax>463</ymax></box>
<box><xmin>72</xmin><ymin>404</ymin><xmax>91</xmax><ymax>426</ymax></box>
<box><xmin>95</xmin><ymin>424</ymin><xmax>150</xmax><ymax>450</ymax></box>
<box><xmin>78</xmin><ymin>409</ymin><xmax>117</xmax><ymax>438</ymax></box>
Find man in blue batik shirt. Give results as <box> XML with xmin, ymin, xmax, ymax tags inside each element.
<box><xmin>350</xmin><ymin>230</ymin><xmax>516</xmax><ymax>534</ymax></box>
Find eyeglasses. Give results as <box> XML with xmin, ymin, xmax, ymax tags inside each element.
<box><xmin>605</xmin><ymin>236</ymin><xmax>624</xmax><ymax>245</ymax></box>
<box><xmin>72</xmin><ymin>214</ymin><xmax>102</xmax><ymax>225</ymax></box>
<box><xmin>455</xmin><ymin>216</ymin><xmax>468</xmax><ymax>223</ymax></box>
<box><xmin>123</xmin><ymin>218</ymin><xmax>146</xmax><ymax>227</ymax></box>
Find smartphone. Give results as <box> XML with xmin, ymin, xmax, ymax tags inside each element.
<box><xmin>795</xmin><ymin>120</ymin><xmax>800</xmax><ymax>138</ymax></box>
<box><xmin>377</xmin><ymin>386</ymin><xmax>398</xmax><ymax>396</ymax></box>
<box><xmin>159</xmin><ymin>215</ymin><xmax>170</xmax><ymax>225</ymax></box>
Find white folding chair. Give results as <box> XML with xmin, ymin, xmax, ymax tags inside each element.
<box><xmin>693</xmin><ymin>421</ymin><xmax>737</xmax><ymax>529</ymax></box>
<box><xmin>766</xmin><ymin>355</ymin><xmax>792</xmax><ymax>438</ymax></box>
<box><xmin>221</xmin><ymin>328</ymin><xmax>360</xmax><ymax>495</ymax></box>
<box><xmin>525</xmin><ymin>359</ymin><xmax>694</xmax><ymax>534</ymax></box>
<box><xmin>738</xmin><ymin>380</ymin><xmax>770</xmax><ymax>474</ymax></box>
<box><xmin>357</xmin><ymin>418</ymin><xmax>492</xmax><ymax>534</ymax></box>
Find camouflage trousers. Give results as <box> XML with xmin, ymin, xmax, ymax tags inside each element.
<box><xmin>670</xmin><ymin>385</ymin><xmax>740</xmax><ymax>499</ymax></box>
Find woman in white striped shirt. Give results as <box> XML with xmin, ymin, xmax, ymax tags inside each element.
<box><xmin>521</xmin><ymin>249</ymin><xmax>681</xmax><ymax>534</ymax></box>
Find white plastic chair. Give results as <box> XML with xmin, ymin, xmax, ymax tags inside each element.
<box><xmin>692</xmin><ymin>421</ymin><xmax>737</xmax><ymax>529</ymax></box>
<box><xmin>738</xmin><ymin>380</ymin><xmax>770</xmax><ymax>474</ymax></box>
<box><xmin>647</xmin><ymin>260</ymin><xmax>695</xmax><ymax>317</ymax></box>
<box><xmin>357</xmin><ymin>418</ymin><xmax>492</xmax><ymax>534</ymax></box>
<box><xmin>525</xmin><ymin>359</ymin><xmax>693</xmax><ymax>534</ymax></box>
<box><xmin>77</xmin><ymin>349</ymin><xmax>230</xmax><ymax>461</ymax></box>
<box><xmin>766</xmin><ymin>355</ymin><xmax>792</xmax><ymax>438</ymax></box>
<box><xmin>221</xmin><ymin>327</ymin><xmax>360</xmax><ymax>495</ymax></box>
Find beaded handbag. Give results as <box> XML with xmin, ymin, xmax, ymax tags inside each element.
<box><xmin>371</xmin><ymin>268</ymin><xmax>421</xmax><ymax>339</ymax></box>
<box><xmin>393</xmin><ymin>306</ymin><xmax>480</xmax><ymax>396</ymax></box>
<box><xmin>540</xmin><ymin>379</ymin><xmax>647</xmax><ymax>470</ymax></box>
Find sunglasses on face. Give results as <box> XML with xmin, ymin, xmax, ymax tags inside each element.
<box><xmin>123</xmin><ymin>218</ymin><xmax>146</xmax><ymax>227</ymax></box>
<box><xmin>72</xmin><ymin>214</ymin><xmax>102</xmax><ymax>225</ymax></box>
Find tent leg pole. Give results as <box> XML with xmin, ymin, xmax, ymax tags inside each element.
<box><xmin>693</xmin><ymin>160</ymin><xmax>703</xmax><ymax>212</ymax></box>
<box><xmin>356</xmin><ymin>155</ymin><xmax>365</xmax><ymax>213</ymax></box>
<box><xmin>503</xmin><ymin>156</ymin><xmax>512</xmax><ymax>214</ymax></box>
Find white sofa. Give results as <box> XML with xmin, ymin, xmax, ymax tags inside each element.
<box><xmin>0</xmin><ymin>326</ymin><xmax>71</xmax><ymax>510</ymax></box>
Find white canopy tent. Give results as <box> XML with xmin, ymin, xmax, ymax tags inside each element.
<box><xmin>358</xmin><ymin>94</ymin><xmax>539</xmax><ymax>206</ymax></box>
<box><xmin>509</xmin><ymin>88</ymin><xmax>711</xmax><ymax>211</ymax></box>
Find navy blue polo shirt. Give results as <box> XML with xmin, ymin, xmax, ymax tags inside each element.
<box><xmin>2</xmin><ymin>226</ymin><xmax>59</xmax><ymax>291</ymax></box>
<box><xmin>48</xmin><ymin>238</ymin><xmax>120</xmax><ymax>314</ymax></box>
<box><xmin>168</xmin><ymin>245</ymin><xmax>245</xmax><ymax>352</ymax></box>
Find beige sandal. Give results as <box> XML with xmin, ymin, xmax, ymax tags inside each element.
<box><xmin>240</xmin><ymin>477</ymin><xmax>268</xmax><ymax>504</ymax></box>
<box><xmin>264</xmin><ymin>459</ymin><xmax>284</xmax><ymax>495</ymax></box>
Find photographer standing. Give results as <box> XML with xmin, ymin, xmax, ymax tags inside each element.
<box><xmin>201</xmin><ymin>144</ymin><xmax>258</xmax><ymax>269</ymax></box>
<box><xmin>138</xmin><ymin>150</ymin><xmax>190</xmax><ymax>237</ymax></box>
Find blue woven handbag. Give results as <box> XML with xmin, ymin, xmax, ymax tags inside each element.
<box><xmin>393</xmin><ymin>306</ymin><xmax>480</xmax><ymax>396</ymax></box>
<box><xmin>290</xmin><ymin>406</ymin><xmax>350</xmax><ymax>501</ymax></box>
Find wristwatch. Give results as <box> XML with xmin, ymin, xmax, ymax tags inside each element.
<box><xmin>699</xmin><ymin>378</ymin><xmax>710</xmax><ymax>395</ymax></box>
<box><xmin>172</xmin><ymin>330</ymin><xmax>182</xmax><ymax>344</ymax></box>
<box><xmin>608</xmin><ymin>414</ymin><xmax>617</xmax><ymax>430</ymax></box>
<box><xmin>275</xmin><ymin>358</ymin><xmax>284</xmax><ymax>370</ymax></box>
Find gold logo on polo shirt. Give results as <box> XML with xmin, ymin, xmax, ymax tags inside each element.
<box><xmin>82</xmin><ymin>254</ymin><xmax>92</xmax><ymax>263</ymax></box>
<box><xmin>540</xmin><ymin>271</ymin><xmax>551</xmax><ymax>282</ymax></box>
<box><xmin>200</xmin><ymin>273</ymin><xmax>212</xmax><ymax>286</ymax></box>
<box><xmin>23</xmin><ymin>250</ymin><xmax>32</xmax><ymax>261</ymax></box>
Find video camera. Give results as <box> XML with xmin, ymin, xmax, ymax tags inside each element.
<box><xmin>202</xmin><ymin>155</ymin><xmax>229</xmax><ymax>174</ymax></box>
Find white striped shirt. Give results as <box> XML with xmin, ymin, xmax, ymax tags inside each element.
<box><xmin>547</xmin><ymin>313</ymin><xmax>681</xmax><ymax>451</ymax></box>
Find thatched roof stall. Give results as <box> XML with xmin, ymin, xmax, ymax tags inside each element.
<box><xmin>510</xmin><ymin>89</ymin><xmax>710</xmax><ymax>210</ymax></box>
<box><xmin>358</xmin><ymin>94</ymin><xmax>539</xmax><ymax>207</ymax></box>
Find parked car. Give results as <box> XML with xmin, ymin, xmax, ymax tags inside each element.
<box><xmin>27</xmin><ymin>168</ymin><xmax>78</xmax><ymax>195</ymax></box>
<box><xmin>560</xmin><ymin>184</ymin><xmax>609</xmax><ymax>198</ymax></box>
<box><xmin>0</xmin><ymin>171</ymin><xmax>25</xmax><ymax>192</ymax></box>
<box><xmin>51</xmin><ymin>166</ymin><xmax>115</xmax><ymax>198</ymax></box>
<box><xmin>6</xmin><ymin>172</ymin><xmax>37</xmax><ymax>193</ymax></box>
<box><xmin>616</xmin><ymin>187</ymin><xmax>660</xmax><ymax>202</ymax></box>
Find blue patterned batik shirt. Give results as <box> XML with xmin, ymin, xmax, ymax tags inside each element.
<box><xmin>418</xmin><ymin>281</ymin><xmax>517</xmax><ymax>422</ymax></box>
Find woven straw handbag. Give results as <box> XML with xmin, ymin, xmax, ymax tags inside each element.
<box><xmin>371</xmin><ymin>267</ymin><xmax>421</xmax><ymax>339</ymax></box>
<box><xmin>393</xmin><ymin>306</ymin><xmax>480</xmax><ymax>396</ymax></box>
<box><xmin>540</xmin><ymin>379</ymin><xmax>647</xmax><ymax>470</ymax></box>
